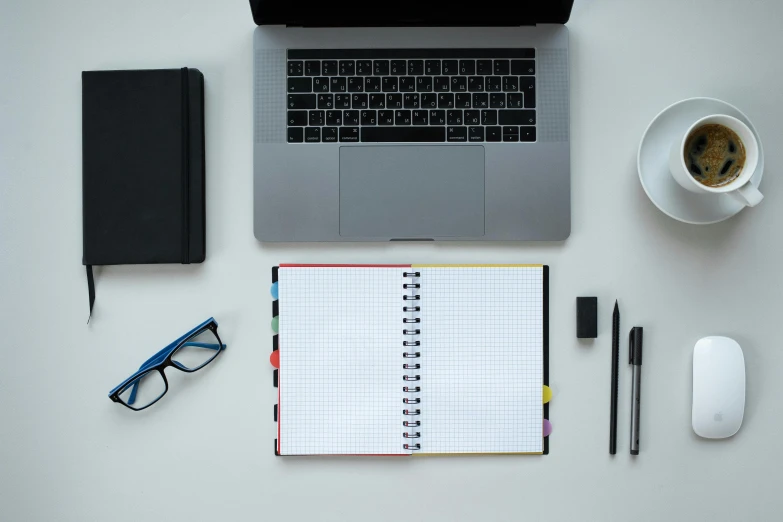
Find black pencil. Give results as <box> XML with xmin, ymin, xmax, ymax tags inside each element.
<box><xmin>610</xmin><ymin>300</ymin><xmax>620</xmax><ymax>455</ymax></box>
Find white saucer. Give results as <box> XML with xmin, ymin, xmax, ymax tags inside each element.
<box><xmin>638</xmin><ymin>97</ymin><xmax>764</xmax><ymax>225</ymax></box>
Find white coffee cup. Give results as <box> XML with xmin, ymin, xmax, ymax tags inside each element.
<box><xmin>668</xmin><ymin>114</ymin><xmax>763</xmax><ymax>207</ymax></box>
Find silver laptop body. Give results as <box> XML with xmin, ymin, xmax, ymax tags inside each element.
<box><xmin>252</xmin><ymin>5</ymin><xmax>571</xmax><ymax>241</ymax></box>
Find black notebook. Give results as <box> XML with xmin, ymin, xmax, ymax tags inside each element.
<box><xmin>82</xmin><ymin>68</ymin><xmax>206</xmax><ymax>316</ymax></box>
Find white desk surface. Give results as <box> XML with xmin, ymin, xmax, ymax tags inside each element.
<box><xmin>2</xmin><ymin>0</ymin><xmax>782</xmax><ymax>520</ymax></box>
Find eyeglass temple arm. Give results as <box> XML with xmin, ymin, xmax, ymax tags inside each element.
<box><xmin>126</xmin><ymin>342</ymin><xmax>225</xmax><ymax>405</ymax></box>
<box><xmin>179</xmin><ymin>342</ymin><xmax>225</xmax><ymax>350</ymax></box>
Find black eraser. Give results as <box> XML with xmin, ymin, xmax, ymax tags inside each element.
<box><xmin>576</xmin><ymin>297</ymin><xmax>598</xmax><ymax>338</ymax></box>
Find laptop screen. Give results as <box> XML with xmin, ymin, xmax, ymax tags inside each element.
<box><xmin>250</xmin><ymin>0</ymin><xmax>574</xmax><ymax>27</ymax></box>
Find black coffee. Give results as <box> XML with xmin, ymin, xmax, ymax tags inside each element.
<box><xmin>684</xmin><ymin>124</ymin><xmax>746</xmax><ymax>188</ymax></box>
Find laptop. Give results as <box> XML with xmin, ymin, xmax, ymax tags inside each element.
<box><xmin>251</xmin><ymin>1</ymin><xmax>572</xmax><ymax>241</ymax></box>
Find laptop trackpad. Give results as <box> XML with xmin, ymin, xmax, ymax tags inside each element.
<box><xmin>339</xmin><ymin>146</ymin><xmax>485</xmax><ymax>238</ymax></box>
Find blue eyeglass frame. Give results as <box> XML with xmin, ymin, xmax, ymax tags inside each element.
<box><xmin>108</xmin><ymin>318</ymin><xmax>226</xmax><ymax>411</ymax></box>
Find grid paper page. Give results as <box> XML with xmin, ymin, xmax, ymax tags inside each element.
<box><xmin>420</xmin><ymin>267</ymin><xmax>544</xmax><ymax>454</ymax></box>
<box><xmin>278</xmin><ymin>267</ymin><xmax>407</xmax><ymax>455</ymax></box>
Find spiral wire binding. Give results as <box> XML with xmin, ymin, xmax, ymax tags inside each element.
<box><xmin>402</xmin><ymin>271</ymin><xmax>422</xmax><ymax>451</ymax></box>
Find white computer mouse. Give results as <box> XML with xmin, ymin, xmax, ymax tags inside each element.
<box><xmin>692</xmin><ymin>336</ymin><xmax>745</xmax><ymax>439</ymax></box>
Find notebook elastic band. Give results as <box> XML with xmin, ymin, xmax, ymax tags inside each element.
<box><xmin>180</xmin><ymin>67</ymin><xmax>191</xmax><ymax>264</ymax></box>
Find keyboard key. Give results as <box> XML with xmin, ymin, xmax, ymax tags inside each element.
<box><xmin>378</xmin><ymin>111</ymin><xmax>395</xmax><ymax>125</ymax></box>
<box><xmin>503</xmin><ymin>125</ymin><xmax>519</xmax><ymax>142</ymax></box>
<box><xmin>288</xmin><ymin>110</ymin><xmax>308</xmax><ymax>126</ymax></box>
<box><xmin>520</xmin><ymin>126</ymin><xmax>536</xmax><ymax>142</ymax></box>
<box><xmin>399</xmin><ymin>77</ymin><xmax>416</xmax><ymax>92</ymax></box>
<box><xmin>416</xmin><ymin>77</ymin><xmax>433</xmax><ymax>92</ymax></box>
<box><xmin>465</xmin><ymin>110</ymin><xmax>480</xmax><ymax>125</ymax></box>
<box><xmin>473</xmin><ymin>93</ymin><xmax>489</xmax><ymax>109</ymax></box>
<box><xmin>447</xmin><ymin>126</ymin><xmax>467</xmax><ymax>142</ymax></box>
<box><xmin>305</xmin><ymin>127</ymin><xmax>321</xmax><ymax>142</ymax></box>
<box><xmin>451</xmin><ymin>76</ymin><xmax>467</xmax><ymax>92</ymax></box>
<box><xmin>395</xmin><ymin>110</ymin><xmax>412</xmax><ymax>125</ymax></box>
<box><xmin>287</xmin><ymin>127</ymin><xmax>303</xmax><ymax>143</ymax></box>
<box><xmin>288</xmin><ymin>77</ymin><xmax>312</xmax><ymax>93</ymax></box>
<box><xmin>322</xmin><ymin>127</ymin><xmax>338</xmax><ymax>142</ymax></box>
<box><xmin>503</xmin><ymin>133</ymin><xmax>519</xmax><ymax>142</ymax></box>
<box><xmin>434</xmin><ymin>77</ymin><xmax>450</xmax><ymax>92</ymax></box>
<box><xmin>442</xmin><ymin>60</ymin><xmax>458</xmax><ymax>75</ymax></box>
<box><xmin>361</xmin><ymin>110</ymin><xmax>377</xmax><ymax>125</ymax></box>
<box><xmin>487</xmin><ymin>76</ymin><xmax>502</xmax><ymax>92</ymax></box>
<box><xmin>340</xmin><ymin>127</ymin><xmax>359</xmax><ymax>142</ymax></box>
<box><xmin>429</xmin><ymin>110</ymin><xmax>446</xmax><ymax>125</ymax></box>
<box><xmin>352</xmin><ymin>93</ymin><xmax>368</xmax><ymax>109</ymax></box>
<box><xmin>356</xmin><ymin>60</ymin><xmax>373</xmax><ymax>75</ymax></box>
<box><xmin>455</xmin><ymin>93</ymin><xmax>471</xmax><ymax>108</ymax></box>
<box><xmin>288</xmin><ymin>94</ymin><xmax>316</xmax><ymax>110</ymax></box>
<box><xmin>403</xmin><ymin>93</ymin><xmax>419</xmax><ymax>109</ymax></box>
<box><xmin>520</xmin><ymin>77</ymin><xmax>536</xmax><ymax>107</ymax></box>
<box><xmin>288</xmin><ymin>61</ymin><xmax>303</xmax><ymax>76</ymax></box>
<box><xmin>503</xmin><ymin>126</ymin><xmax>519</xmax><ymax>135</ymax></box>
<box><xmin>468</xmin><ymin>76</ymin><xmax>484</xmax><ymax>92</ymax></box>
<box><xmin>486</xmin><ymin>126</ymin><xmax>502</xmax><ymax>142</ymax></box>
<box><xmin>459</xmin><ymin>60</ymin><xmax>476</xmax><ymax>75</ymax></box>
<box><xmin>477</xmin><ymin>59</ymin><xmax>493</xmax><ymax>75</ymax></box>
<box><xmin>386</xmin><ymin>93</ymin><xmax>403</xmax><ymax>109</ymax></box>
<box><xmin>494</xmin><ymin>59</ymin><xmax>510</xmax><ymax>75</ymax></box>
<box><xmin>425</xmin><ymin>60</ymin><xmax>441</xmax><ymax>75</ymax></box>
<box><xmin>499</xmin><ymin>109</ymin><xmax>536</xmax><ymax>125</ymax></box>
<box><xmin>447</xmin><ymin>110</ymin><xmax>463</xmax><ymax>125</ymax></box>
<box><xmin>408</xmin><ymin>60</ymin><xmax>424</xmax><ymax>75</ymax></box>
<box><xmin>373</xmin><ymin>60</ymin><xmax>390</xmax><ymax>76</ymax></box>
<box><xmin>413</xmin><ymin>110</ymin><xmax>428</xmax><ymax>125</ymax></box>
<box><xmin>362</xmin><ymin>126</ymin><xmax>446</xmax><ymax>142</ymax></box>
<box><xmin>309</xmin><ymin>110</ymin><xmax>325</xmax><ymax>126</ymax></box>
<box><xmin>421</xmin><ymin>93</ymin><xmax>438</xmax><ymax>108</ymax></box>
<box><xmin>313</xmin><ymin>77</ymin><xmax>330</xmax><ymax>92</ymax></box>
<box><xmin>369</xmin><ymin>93</ymin><xmax>385</xmax><ymax>109</ymax></box>
<box><xmin>511</xmin><ymin>59</ymin><xmax>535</xmax><ymax>75</ymax></box>
<box><xmin>304</xmin><ymin>61</ymin><xmax>321</xmax><ymax>76</ymax></box>
<box><xmin>365</xmin><ymin>77</ymin><xmax>381</xmax><ymax>92</ymax></box>
<box><xmin>468</xmin><ymin>126</ymin><xmax>484</xmax><ymax>142</ymax></box>
<box><xmin>339</xmin><ymin>60</ymin><xmax>355</xmax><ymax>76</ymax></box>
<box><xmin>382</xmin><ymin>77</ymin><xmax>398</xmax><ymax>92</ymax></box>
<box><xmin>335</xmin><ymin>94</ymin><xmax>350</xmax><ymax>109</ymax></box>
<box><xmin>507</xmin><ymin>93</ymin><xmax>523</xmax><ymax>108</ymax></box>
<box><xmin>317</xmin><ymin>94</ymin><xmax>334</xmax><ymax>109</ymax></box>
<box><xmin>323</xmin><ymin>61</ymin><xmax>338</xmax><ymax>76</ymax></box>
<box><xmin>503</xmin><ymin>76</ymin><xmax>518</xmax><ymax>92</ymax></box>
<box><xmin>390</xmin><ymin>60</ymin><xmax>406</xmax><ymax>75</ymax></box>
<box><xmin>490</xmin><ymin>93</ymin><xmax>506</xmax><ymax>108</ymax></box>
<box><xmin>348</xmin><ymin>77</ymin><xmax>364</xmax><ymax>92</ymax></box>
<box><xmin>330</xmin><ymin>77</ymin><xmax>347</xmax><ymax>92</ymax></box>
<box><xmin>481</xmin><ymin>109</ymin><xmax>498</xmax><ymax>125</ymax></box>
<box><xmin>438</xmin><ymin>93</ymin><xmax>454</xmax><ymax>108</ymax></box>
<box><xmin>344</xmin><ymin>110</ymin><xmax>360</xmax><ymax>126</ymax></box>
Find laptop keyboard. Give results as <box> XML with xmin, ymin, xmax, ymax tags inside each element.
<box><xmin>286</xmin><ymin>49</ymin><xmax>536</xmax><ymax>144</ymax></box>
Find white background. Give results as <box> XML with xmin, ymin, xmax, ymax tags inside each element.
<box><xmin>2</xmin><ymin>0</ymin><xmax>783</xmax><ymax>520</ymax></box>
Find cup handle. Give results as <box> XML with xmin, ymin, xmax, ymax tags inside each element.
<box><xmin>729</xmin><ymin>182</ymin><xmax>764</xmax><ymax>207</ymax></box>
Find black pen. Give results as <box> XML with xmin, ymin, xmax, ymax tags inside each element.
<box><xmin>609</xmin><ymin>301</ymin><xmax>619</xmax><ymax>455</ymax></box>
<box><xmin>629</xmin><ymin>327</ymin><xmax>643</xmax><ymax>455</ymax></box>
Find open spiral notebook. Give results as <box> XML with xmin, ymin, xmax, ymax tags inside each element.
<box><xmin>270</xmin><ymin>264</ymin><xmax>549</xmax><ymax>456</ymax></box>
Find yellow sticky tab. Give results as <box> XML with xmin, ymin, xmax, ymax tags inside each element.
<box><xmin>543</xmin><ymin>385</ymin><xmax>552</xmax><ymax>404</ymax></box>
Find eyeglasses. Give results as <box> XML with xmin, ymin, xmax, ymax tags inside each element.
<box><xmin>109</xmin><ymin>318</ymin><xmax>226</xmax><ymax>411</ymax></box>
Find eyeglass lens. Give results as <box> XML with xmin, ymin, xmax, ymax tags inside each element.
<box><xmin>117</xmin><ymin>369</ymin><xmax>167</xmax><ymax>410</ymax></box>
<box><xmin>171</xmin><ymin>328</ymin><xmax>222</xmax><ymax>371</ymax></box>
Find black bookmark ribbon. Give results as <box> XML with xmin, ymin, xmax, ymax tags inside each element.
<box><xmin>86</xmin><ymin>265</ymin><xmax>95</xmax><ymax>324</ymax></box>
